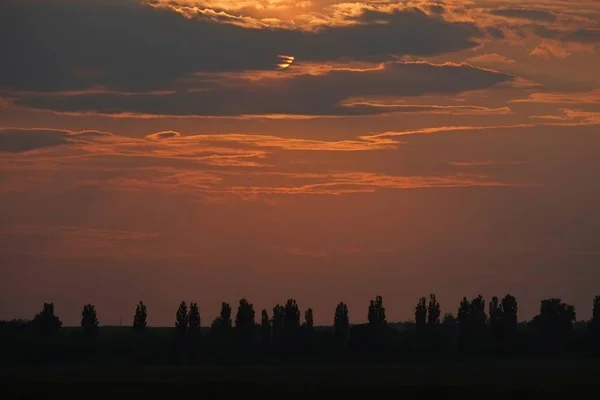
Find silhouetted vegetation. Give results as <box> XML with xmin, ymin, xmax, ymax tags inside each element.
<box><xmin>133</xmin><ymin>301</ymin><xmax>147</xmax><ymax>332</ymax></box>
<box><xmin>81</xmin><ymin>304</ymin><xmax>98</xmax><ymax>337</ymax></box>
<box><xmin>1</xmin><ymin>294</ymin><xmax>600</xmax><ymax>367</ymax></box>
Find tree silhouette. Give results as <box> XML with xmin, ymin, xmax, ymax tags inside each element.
<box><xmin>590</xmin><ymin>296</ymin><xmax>600</xmax><ymax>354</ymax></box>
<box><xmin>427</xmin><ymin>294</ymin><xmax>442</xmax><ymax>351</ymax></box>
<box><xmin>283</xmin><ymin>299</ymin><xmax>301</xmax><ymax>329</ymax></box>
<box><xmin>538</xmin><ymin>298</ymin><xmax>576</xmax><ymax>330</ymax></box>
<box><xmin>81</xmin><ymin>304</ymin><xmax>98</xmax><ymax>337</ymax></box>
<box><xmin>415</xmin><ymin>297</ymin><xmax>427</xmax><ymax>347</ymax></box>
<box><xmin>219</xmin><ymin>302</ymin><xmax>232</xmax><ymax>330</ymax></box>
<box><xmin>175</xmin><ymin>301</ymin><xmax>188</xmax><ymax>333</ymax></box>
<box><xmin>133</xmin><ymin>301</ymin><xmax>147</xmax><ymax>332</ymax></box>
<box><xmin>334</xmin><ymin>302</ymin><xmax>350</xmax><ymax>340</ymax></box>
<box><xmin>235</xmin><ymin>299</ymin><xmax>255</xmax><ymax>329</ymax></box>
<box><xmin>32</xmin><ymin>303</ymin><xmax>62</xmax><ymax>336</ymax></box>
<box><xmin>188</xmin><ymin>302</ymin><xmax>200</xmax><ymax>332</ymax></box>
<box><xmin>457</xmin><ymin>297</ymin><xmax>470</xmax><ymax>353</ymax></box>
<box><xmin>469</xmin><ymin>295</ymin><xmax>488</xmax><ymax>354</ymax></box>
<box><xmin>304</xmin><ymin>308</ymin><xmax>314</xmax><ymax>329</ymax></box>
<box><xmin>7</xmin><ymin>291</ymin><xmax>600</xmax><ymax>367</ymax></box>
<box><xmin>442</xmin><ymin>313</ymin><xmax>456</xmax><ymax>325</ymax></box>
<box><xmin>281</xmin><ymin>299</ymin><xmax>301</xmax><ymax>355</ymax></box>
<box><xmin>501</xmin><ymin>294</ymin><xmax>518</xmax><ymax>338</ymax></box>
<box><xmin>368</xmin><ymin>295</ymin><xmax>386</xmax><ymax>330</ymax></box>
<box><xmin>470</xmin><ymin>295</ymin><xmax>487</xmax><ymax>327</ymax></box>
<box><xmin>489</xmin><ymin>294</ymin><xmax>518</xmax><ymax>353</ymax></box>
<box><xmin>271</xmin><ymin>304</ymin><xmax>284</xmax><ymax>346</ymax></box>
<box><xmin>533</xmin><ymin>298</ymin><xmax>576</xmax><ymax>354</ymax></box>
<box><xmin>235</xmin><ymin>298</ymin><xmax>255</xmax><ymax>348</ymax></box>
<box><xmin>302</xmin><ymin>307</ymin><xmax>315</xmax><ymax>355</ymax></box>
<box><xmin>427</xmin><ymin>294</ymin><xmax>441</xmax><ymax>326</ymax></box>
<box><xmin>489</xmin><ymin>296</ymin><xmax>502</xmax><ymax>347</ymax></box>
<box><xmin>260</xmin><ymin>309</ymin><xmax>271</xmax><ymax>347</ymax></box>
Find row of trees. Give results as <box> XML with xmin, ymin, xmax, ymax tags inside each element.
<box><xmin>2</xmin><ymin>294</ymin><xmax>600</xmax><ymax>364</ymax></box>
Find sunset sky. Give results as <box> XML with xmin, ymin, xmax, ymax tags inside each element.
<box><xmin>1</xmin><ymin>0</ymin><xmax>599</xmax><ymax>326</ymax></box>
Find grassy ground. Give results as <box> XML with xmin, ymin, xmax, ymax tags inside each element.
<box><xmin>2</xmin><ymin>360</ymin><xmax>600</xmax><ymax>396</ymax></box>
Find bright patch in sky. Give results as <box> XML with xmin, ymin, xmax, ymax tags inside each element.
<box><xmin>277</xmin><ymin>55</ymin><xmax>295</xmax><ymax>69</ymax></box>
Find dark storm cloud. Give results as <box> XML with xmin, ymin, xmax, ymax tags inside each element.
<box><xmin>534</xmin><ymin>26</ymin><xmax>600</xmax><ymax>44</ymax></box>
<box><xmin>427</xmin><ymin>5</ymin><xmax>445</xmax><ymax>15</ymax></box>
<box><xmin>0</xmin><ymin>128</ymin><xmax>113</xmax><ymax>153</ymax></box>
<box><xmin>0</xmin><ymin>0</ymin><xmax>483</xmax><ymax>92</ymax></box>
<box><xmin>486</xmin><ymin>27</ymin><xmax>506</xmax><ymax>40</ymax></box>
<box><xmin>13</xmin><ymin>62</ymin><xmax>513</xmax><ymax>117</ymax></box>
<box><xmin>0</xmin><ymin>128</ymin><xmax>70</xmax><ymax>153</ymax></box>
<box><xmin>490</xmin><ymin>8</ymin><xmax>557</xmax><ymax>22</ymax></box>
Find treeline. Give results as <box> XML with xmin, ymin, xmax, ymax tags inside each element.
<box><xmin>1</xmin><ymin>294</ymin><xmax>600</xmax><ymax>365</ymax></box>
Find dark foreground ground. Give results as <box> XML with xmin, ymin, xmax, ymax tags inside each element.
<box><xmin>2</xmin><ymin>360</ymin><xmax>600</xmax><ymax>396</ymax></box>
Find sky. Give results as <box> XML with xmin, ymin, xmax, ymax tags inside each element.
<box><xmin>1</xmin><ymin>0</ymin><xmax>599</xmax><ymax>326</ymax></box>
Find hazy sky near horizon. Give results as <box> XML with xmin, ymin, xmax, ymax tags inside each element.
<box><xmin>1</xmin><ymin>0</ymin><xmax>600</xmax><ymax>326</ymax></box>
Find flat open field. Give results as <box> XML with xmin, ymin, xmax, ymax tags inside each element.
<box><xmin>2</xmin><ymin>360</ymin><xmax>600</xmax><ymax>396</ymax></box>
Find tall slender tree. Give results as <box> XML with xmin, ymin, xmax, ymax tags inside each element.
<box><xmin>261</xmin><ymin>309</ymin><xmax>271</xmax><ymax>346</ymax></box>
<box><xmin>590</xmin><ymin>296</ymin><xmax>600</xmax><ymax>353</ymax></box>
<box><xmin>283</xmin><ymin>299</ymin><xmax>301</xmax><ymax>329</ymax></box>
<box><xmin>219</xmin><ymin>302</ymin><xmax>232</xmax><ymax>330</ymax></box>
<box><xmin>489</xmin><ymin>296</ymin><xmax>502</xmax><ymax>346</ymax></box>
<box><xmin>188</xmin><ymin>302</ymin><xmax>200</xmax><ymax>332</ymax></box>
<box><xmin>175</xmin><ymin>301</ymin><xmax>188</xmax><ymax>333</ymax></box>
<box><xmin>271</xmin><ymin>304</ymin><xmax>284</xmax><ymax>346</ymax></box>
<box><xmin>81</xmin><ymin>304</ymin><xmax>99</xmax><ymax>337</ymax></box>
<box><xmin>501</xmin><ymin>294</ymin><xmax>518</xmax><ymax>340</ymax></box>
<box><xmin>427</xmin><ymin>294</ymin><xmax>441</xmax><ymax>326</ymax></box>
<box><xmin>235</xmin><ymin>298</ymin><xmax>255</xmax><ymax>347</ymax></box>
<box><xmin>304</xmin><ymin>308</ymin><xmax>314</xmax><ymax>329</ymax></box>
<box><xmin>133</xmin><ymin>301</ymin><xmax>147</xmax><ymax>332</ymax></box>
<box><xmin>368</xmin><ymin>296</ymin><xmax>386</xmax><ymax>329</ymax></box>
<box><xmin>457</xmin><ymin>297</ymin><xmax>470</xmax><ymax>352</ymax></box>
<box><xmin>334</xmin><ymin>302</ymin><xmax>350</xmax><ymax>340</ymax></box>
<box><xmin>415</xmin><ymin>297</ymin><xmax>427</xmax><ymax>344</ymax></box>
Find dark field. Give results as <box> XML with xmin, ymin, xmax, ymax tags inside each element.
<box><xmin>2</xmin><ymin>360</ymin><xmax>600</xmax><ymax>396</ymax></box>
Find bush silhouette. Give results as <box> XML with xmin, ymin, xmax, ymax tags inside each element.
<box><xmin>32</xmin><ymin>303</ymin><xmax>62</xmax><ymax>336</ymax></box>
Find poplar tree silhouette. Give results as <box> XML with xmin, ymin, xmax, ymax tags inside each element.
<box><xmin>175</xmin><ymin>301</ymin><xmax>188</xmax><ymax>333</ymax></box>
<box><xmin>133</xmin><ymin>301</ymin><xmax>147</xmax><ymax>332</ymax></box>
<box><xmin>489</xmin><ymin>296</ymin><xmax>502</xmax><ymax>351</ymax></box>
<box><xmin>333</xmin><ymin>302</ymin><xmax>349</xmax><ymax>338</ymax></box>
<box><xmin>260</xmin><ymin>309</ymin><xmax>271</xmax><ymax>347</ymax></box>
<box><xmin>457</xmin><ymin>297</ymin><xmax>470</xmax><ymax>353</ymax></box>
<box><xmin>188</xmin><ymin>302</ymin><xmax>200</xmax><ymax>332</ymax></box>
<box><xmin>234</xmin><ymin>298</ymin><xmax>255</xmax><ymax>348</ymax></box>
<box><xmin>219</xmin><ymin>302</ymin><xmax>232</xmax><ymax>330</ymax></box>
<box><xmin>590</xmin><ymin>296</ymin><xmax>600</xmax><ymax>354</ymax></box>
<box><xmin>368</xmin><ymin>296</ymin><xmax>387</xmax><ymax>332</ymax></box>
<box><xmin>271</xmin><ymin>304</ymin><xmax>284</xmax><ymax>346</ymax></box>
<box><xmin>415</xmin><ymin>297</ymin><xmax>427</xmax><ymax>348</ymax></box>
<box><xmin>81</xmin><ymin>304</ymin><xmax>99</xmax><ymax>337</ymax></box>
<box><xmin>304</xmin><ymin>308</ymin><xmax>314</xmax><ymax>329</ymax></box>
<box><xmin>276</xmin><ymin>299</ymin><xmax>300</xmax><ymax>356</ymax></box>
<box><xmin>427</xmin><ymin>294</ymin><xmax>441</xmax><ymax>326</ymax></box>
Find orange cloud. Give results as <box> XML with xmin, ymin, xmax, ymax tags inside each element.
<box><xmin>144</xmin><ymin>131</ymin><xmax>398</xmax><ymax>152</ymax></box>
<box><xmin>510</xmin><ymin>90</ymin><xmax>600</xmax><ymax>104</ymax></box>
<box><xmin>467</xmin><ymin>53</ymin><xmax>516</xmax><ymax>64</ymax></box>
